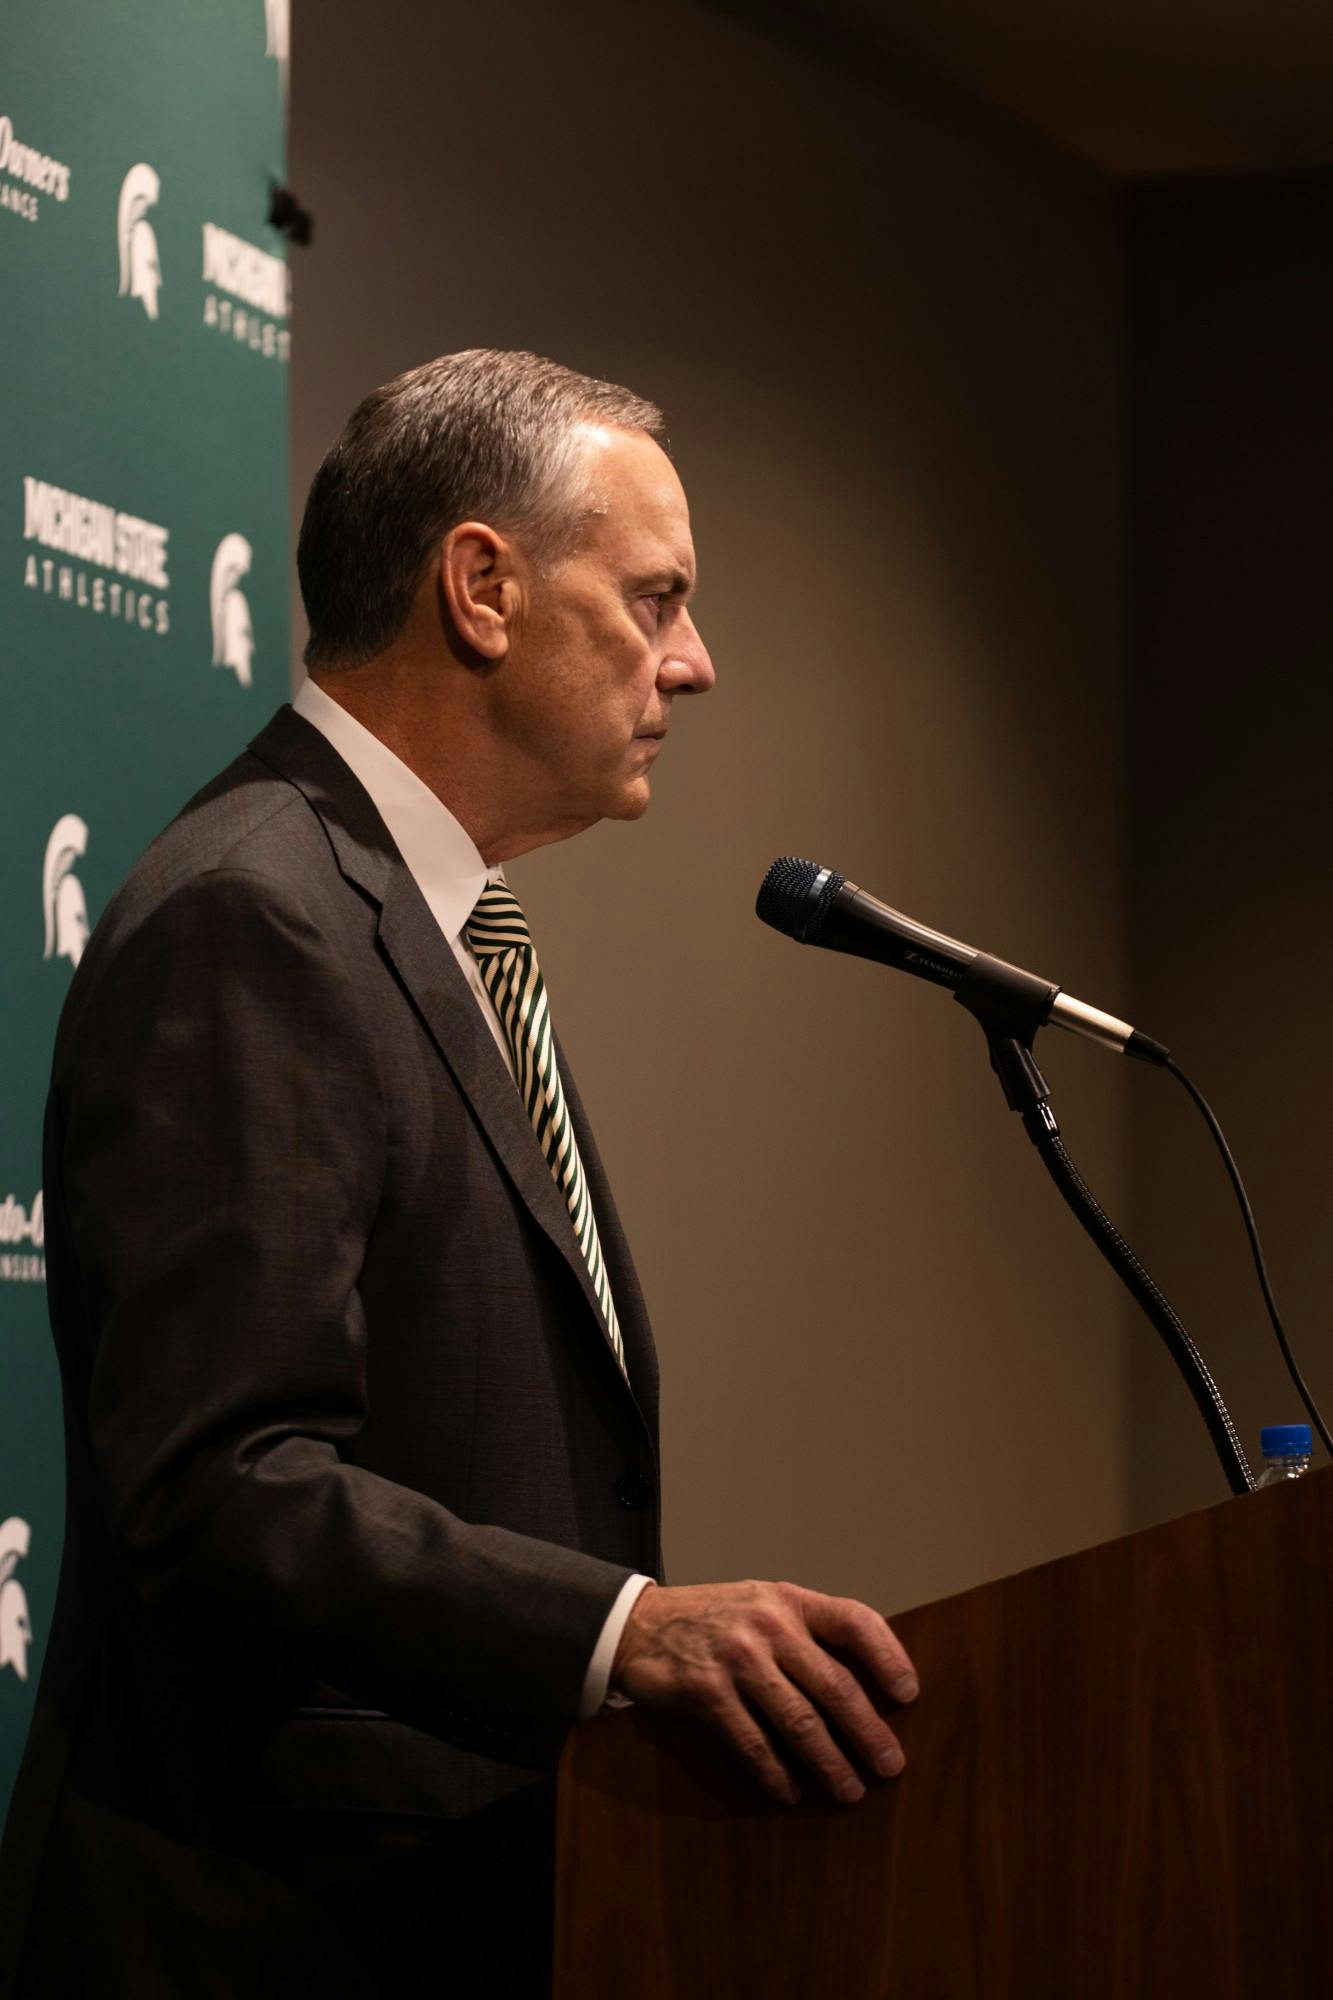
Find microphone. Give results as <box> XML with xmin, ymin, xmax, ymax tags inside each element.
<box><xmin>756</xmin><ymin>856</ymin><xmax>1168</xmax><ymax>1064</ymax></box>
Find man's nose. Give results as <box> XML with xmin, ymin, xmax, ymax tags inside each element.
<box><xmin>659</xmin><ymin>612</ymin><xmax>716</xmax><ymax>695</ymax></box>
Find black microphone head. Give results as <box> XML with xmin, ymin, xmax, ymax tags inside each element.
<box><xmin>755</xmin><ymin>856</ymin><xmax>846</xmax><ymax>945</ymax></box>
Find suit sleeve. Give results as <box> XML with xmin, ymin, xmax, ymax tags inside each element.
<box><xmin>58</xmin><ymin>864</ymin><xmax>633</xmax><ymax>1767</ymax></box>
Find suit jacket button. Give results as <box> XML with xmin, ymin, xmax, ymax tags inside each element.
<box><xmin>616</xmin><ymin>1470</ymin><xmax>650</xmax><ymax>1511</ymax></box>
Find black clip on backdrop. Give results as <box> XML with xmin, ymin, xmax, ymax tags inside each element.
<box><xmin>953</xmin><ymin>952</ymin><xmax>1255</xmax><ymax>1498</ymax></box>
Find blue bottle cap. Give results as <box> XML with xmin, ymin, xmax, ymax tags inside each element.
<box><xmin>1260</xmin><ymin>1424</ymin><xmax>1312</xmax><ymax>1458</ymax></box>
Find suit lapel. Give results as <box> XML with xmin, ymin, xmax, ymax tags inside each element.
<box><xmin>247</xmin><ymin>706</ymin><xmax>647</xmax><ymax>1413</ymax></box>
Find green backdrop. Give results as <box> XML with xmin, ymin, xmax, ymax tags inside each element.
<box><xmin>1</xmin><ymin>0</ymin><xmax>290</xmax><ymax>1815</ymax></box>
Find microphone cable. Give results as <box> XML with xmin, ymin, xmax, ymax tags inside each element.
<box><xmin>1163</xmin><ymin>1055</ymin><xmax>1333</xmax><ymax>1461</ymax></box>
<box><xmin>1018</xmin><ymin>1095</ymin><xmax>1255</xmax><ymax>1496</ymax></box>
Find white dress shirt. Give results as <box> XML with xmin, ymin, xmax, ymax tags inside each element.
<box><xmin>292</xmin><ymin>677</ymin><xmax>650</xmax><ymax>1718</ymax></box>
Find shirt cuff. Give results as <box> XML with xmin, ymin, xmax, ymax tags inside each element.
<box><xmin>577</xmin><ymin>1573</ymin><xmax>655</xmax><ymax>1720</ymax></box>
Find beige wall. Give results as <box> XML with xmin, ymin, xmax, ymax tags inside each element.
<box><xmin>1127</xmin><ymin>173</ymin><xmax>1333</xmax><ymax>1525</ymax></box>
<box><xmin>290</xmin><ymin>0</ymin><xmax>1133</xmax><ymax>1615</ymax></box>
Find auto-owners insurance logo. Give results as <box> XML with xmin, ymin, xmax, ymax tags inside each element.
<box><xmin>0</xmin><ymin>112</ymin><xmax>71</xmax><ymax>227</ymax></box>
<box><xmin>0</xmin><ymin>1191</ymin><xmax>43</xmax><ymax>1288</ymax></box>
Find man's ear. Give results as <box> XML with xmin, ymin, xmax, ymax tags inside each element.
<box><xmin>438</xmin><ymin>521</ymin><xmax>519</xmax><ymax>661</ymax></box>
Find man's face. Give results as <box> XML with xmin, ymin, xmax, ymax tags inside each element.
<box><xmin>494</xmin><ymin>426</ymin><xmax>714</xmax><ymax>833</ymax></box>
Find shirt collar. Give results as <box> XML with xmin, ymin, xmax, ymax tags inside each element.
<box><xmin>291</xmin><ymin>676</ymin><xmax>501</xmax><ymax>944</ymax></box>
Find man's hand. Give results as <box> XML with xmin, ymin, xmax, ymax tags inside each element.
<box><xmin>609</xmin><ymin>1580</ymin><xmax>919</xmax><ymax>1806</ymax></box>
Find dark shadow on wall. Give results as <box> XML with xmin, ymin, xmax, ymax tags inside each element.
<box><xmin>1127</xmin><ymin>168</ymin><xmax>1333</xmax><ymax>1525</ymax></box>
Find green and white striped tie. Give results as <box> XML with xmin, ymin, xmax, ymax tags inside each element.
<box><xmin>466</xmin><ymin>881</ymin><xmax>626</xmax><ymax>1374</ymax></box>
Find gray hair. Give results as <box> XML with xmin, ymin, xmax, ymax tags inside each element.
<box><xmin>297</xmin><ymin>348</ymin><xmax>666</xmax><ymax>670</ymax></box>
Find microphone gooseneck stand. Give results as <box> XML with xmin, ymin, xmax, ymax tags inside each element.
<box><xmin>984</xmin><ymin>1032</ymin><xmax>1255</xmax><ymax>1497</ymax></box>
<box><xmin>753</xmin><ymin>855</ymin><xmax>1323</xmax><ymax>1496</ymax></box>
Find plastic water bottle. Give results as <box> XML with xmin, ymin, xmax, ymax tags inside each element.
<box><xmin>1254</xmin><ymin>1424</ymin><xmax>1313</xmax><ymax>1487</ymax></box>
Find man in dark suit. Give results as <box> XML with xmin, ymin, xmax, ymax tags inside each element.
<box><xmin>0</xmin><ymin>351</ymin><xmax>918</xmax><ymax>1997</ymax></box>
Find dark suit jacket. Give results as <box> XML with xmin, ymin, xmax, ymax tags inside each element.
<box><xmin>0</xmin><ymin>707</ymin><xmax>661</xmax><ymax>1996</ymax></box>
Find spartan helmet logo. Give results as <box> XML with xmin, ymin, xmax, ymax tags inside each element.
<box><xmin>211</xmin><ymin>535</ymin><xmax>255</xmax><ymax>688</ymax></box>
<box><xmin>42</xmin><ymin>814</ymin><xmax>90</xmax><ymax>970</ymax></box>
<box><xmin>265</xmin><ymin>0</ymin><xmax>290</xmax><ymax>62</ymax></box>
<box><xmin>0</xmin><ymin>1519</ymin><xmax>32</xmax><ymax>1684</ymax></box>
<box><xmin>117</xmin><ymin>163</ymin><xmax>162</xmax><ymax>320</ymax></box>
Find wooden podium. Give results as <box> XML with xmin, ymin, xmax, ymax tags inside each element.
<box><xmin>555</xmin><ymin>1468</ymin><xmax>1333</xmax><ymax>1997</ymax></box>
